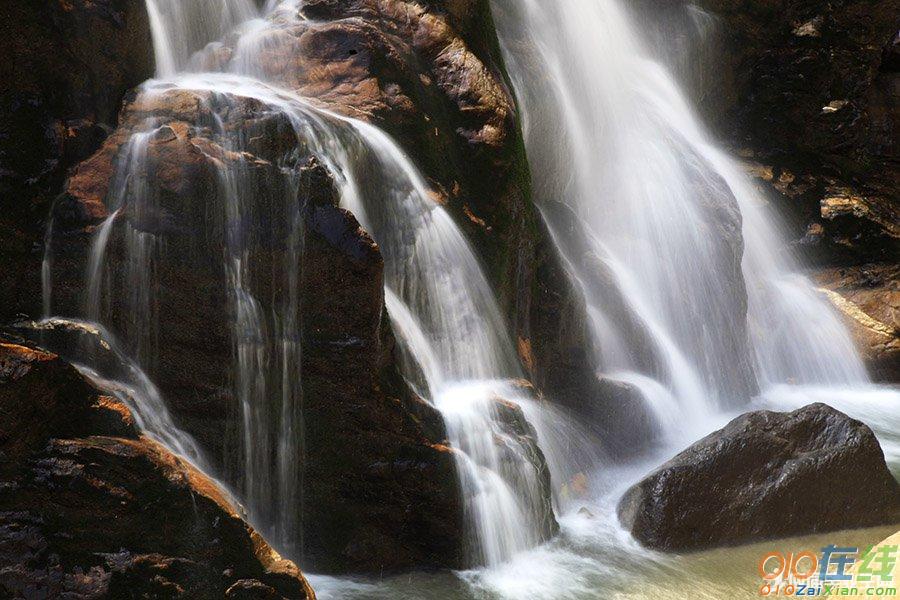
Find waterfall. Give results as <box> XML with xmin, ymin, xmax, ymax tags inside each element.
<box><xmin>31</xmin><ymin>0</ymin><xmax>899</xmax><ymax>595</ymax></box>
<box><xmin>37</xmin><ymin>0</ymin><xmax>577</xmax><ymax>568</ymax></box>
<box><xmin>490</xmin><ymin>0</ymin><xmax>868</xmax><ymax>442</ymax></box>
<box><xmin>144</xmin><ymin>0</ymin><xmax>257</xmax><ymax>76</ymax></box>
<box><xmin>326</xmin><ymin>118</ymin><xmax>557</xmax><ymax>565</ymax></box>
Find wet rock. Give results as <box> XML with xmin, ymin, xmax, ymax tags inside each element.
<box><xmin>209</xmin><ymin>0</ymin><xmax>547</xmax><ymax>375</ymax></box>
<box><xmin>0</xmin><ymin>341</ymin><xmax>314</xmax><ymax>599</ymax></box>
<box><xmin>618</xmin><ymin>403</ymin><xmax>900</xmax><ymax>551</ymax></box>
<box><xmin>0</xmin><ymin>0</ymin><xmax>153</xmax><ymax>321</ymax></box>
<box><xmin>45</xmin><ymin>86</ymin><xmax>463</xmax><ymax>573</ymax></box>
<box><xmin>490</xmin><ymin>395</ymin><xmax>558</xmax><ymax>541</ymax></box>
<box><xmin>813</xmin><ymin>264</ymin><xmax>900</xmax><ymax>382</ymax></box>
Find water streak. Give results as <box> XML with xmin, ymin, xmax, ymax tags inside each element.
<box><xmin>491</xmin><ymin>0</ymin><xmax>868</xmax><ymax>438</ymax></box>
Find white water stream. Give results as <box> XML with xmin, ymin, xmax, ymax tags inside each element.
<box><xmin>41</xmin><ymin>0</ymin><xmax>582</xmax><ymax>572</ymax></box>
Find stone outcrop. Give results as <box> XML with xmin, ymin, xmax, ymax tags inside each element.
<box><xmin>40</xmin><ymin>84</ymin><xmax>464</xmax><ymax>573</ymax></box>
<box><xmin>814</xmin><ymin>264</ymin><xmax>899</xmax><ymax>382</ymax></box>
<box><xmin>0</xmin><ymin>0</ymin><xmax>153</xmax><ymax>321</ymax></box>
<box><xmin>0</xmin><ymin>341</ymin><xmax>315</xmax><ymax>599</ymax></box>
<box><xmin>618</xmin><ymin>403</ymin><xmax>900</xmax><ymax>552</ymax></box>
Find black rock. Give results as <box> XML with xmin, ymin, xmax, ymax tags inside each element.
<box><xmin>618</xmin><ymin>402</ymin><xmax>900</xmax><ymax>551</ymax></box>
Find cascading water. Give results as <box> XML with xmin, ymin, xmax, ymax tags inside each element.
<box><xmin>145</xmin><ymin>0</ymin><xmax>256</xmax><ymax>76</ymax></box>
<box><xmin>40</xmin><ymin>0</ymin><xmax>577</xmax><ymax>571</ymax></box>
<box><xmin>490</xmin><ymin>0</ymin><xmax>870</xmax><ymax>441</ymax></box>
<box><xmin>34</xmin><ymin>0</ymin><xmax>899</xmax><ymax>597</ymax></box>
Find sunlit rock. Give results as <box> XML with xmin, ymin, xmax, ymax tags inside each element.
<box><xmin>0</xmin><ymin>341</ymin><xmax>314</xmax><ymax>599</ymax></box>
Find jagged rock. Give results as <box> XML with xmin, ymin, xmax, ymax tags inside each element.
<box><xmin>618</xmin><ymin>403</ymin><xmax>900</xmax><ymax>551</ymax></box>
<box><xmin>43</xmin><ymin>85</ymin><xmax>463</xmax><ymax>573</ymax></box>
<box><xmin>0</xmin><ymin>341</ymin><xmax>314</xmax><ymax>599</ymax></box>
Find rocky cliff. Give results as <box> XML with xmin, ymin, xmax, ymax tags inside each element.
<box><xmin>0</xmin><ymin>0</ymin><xmax>565</xmax><ymax>577</ymax></box>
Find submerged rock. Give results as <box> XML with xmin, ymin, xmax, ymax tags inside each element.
<box><xmin>490</xmin><ymin>395</ymin><xmax>559</xmax><ymax>542</ymax></box>
<box><xmin>0</xmin><ymin>341</ymin><xmax>315</xmax><ymax>599</ymax></box>
<box><xmin>618</xmin><ymin>403</ymin><xmax>900</xmax><ymax>551</ymax></box>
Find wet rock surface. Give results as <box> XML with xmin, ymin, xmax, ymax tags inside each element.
<box><xmin>0</xmin><ymin>0</ymin><xmax>153</xmax><ymax>321</ymax></box>
<box><xmin>813</xmin><ymin>264</ymin><xmax>900</xmax><ymax>382</ymax></box>
<box><xmin>41</xmin><ymin>84</ymin><xmax>464</xmax><ymax>573</ymax></box>
<box><xmin>618</xmin><ymin>403</ymin><xmax>900</xmax><ymax>552</ymax></box>
<box><xmin>0</xmin><ymin>341</ymin><xmax>314</xmax><ymax>599</ymax></box>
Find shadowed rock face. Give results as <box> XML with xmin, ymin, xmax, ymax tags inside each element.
<box><xmin>0</xmin><ymin>341</ymin><xmax>315</xmax><ymax>599</ymax></box>
<box><xmin>0</xmin><ymin>0</ymin><xmax>153</xmax><ymax>321</ymax></box>
<box><xmin>618</xmin><ymin>403</ymin><xmax>900</xmax><ymax>552</ymax></box>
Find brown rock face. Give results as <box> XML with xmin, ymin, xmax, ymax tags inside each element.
<box><xmin>0</xmin><ymin>0</ymin><xmax>153</xmax><ymax>321</ymax></box>
<box><xmin>42</xmin><ymin>84</ymin><xmax>463</xmax><ymax>573</ymax></box>
<box><xmin>618</xmin><ymin>403</ymin><xmax>900</xmax><ymax>552</ymax></box>
<box><xmin>814</xmin><ymin>264</ymin><xmax>900</xmax><ymax>382</ymax></box>
<box><xmin>202</xmin><ymin>0</ymin><xmax>544</xmax><ymax>337</ymax></box>
<box><xmin>0</xmin><ymin>341</ymin><xmax>315</xmax><ymax>599</ymax></box>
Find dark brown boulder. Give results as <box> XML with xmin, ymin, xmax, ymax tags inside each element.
<box><xmin>0</xmin><ymin>341</ymin><xmax>315</xmax><ymax>599</ymax></box>
<box><xmin>618</xmin><ymin>403</ymin><xmax>900</xmax><ymax>551</ymax></box>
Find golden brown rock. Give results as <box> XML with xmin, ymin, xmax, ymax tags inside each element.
<box><xmin>0</xmin><ymin>341</ymin><xmax>315</xmax><ymax>599</ymax></box>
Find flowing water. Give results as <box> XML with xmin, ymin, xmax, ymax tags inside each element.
<box><xmin>41</xmin><ymin>0</ymin><xmax>575</xmax><ymax>571</ymax></box>
<box><xmin>35</xmin><ymin>0</ymin><xmax>899</xmax><ymax>598</ymax></box>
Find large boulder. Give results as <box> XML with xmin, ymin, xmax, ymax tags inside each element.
<box><xmin>0</xmin><ymin>341</ymin><xmax>314</xmax><ymax>599</ymax></box>
<box><xmin>618</xmin><ymin>403</ymin><xmax>900</xmax><ymax>551</ymax></box>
